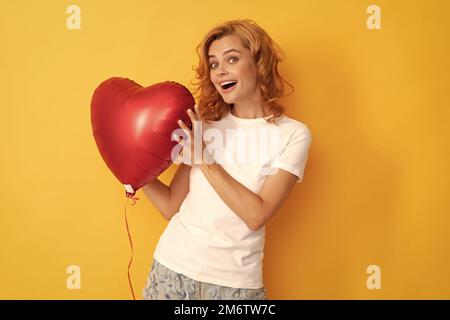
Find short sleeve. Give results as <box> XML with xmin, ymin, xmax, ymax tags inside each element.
<box><xmin>270</xmin><ymin>125</ymin><xmax>312</xmax><ymax>183</ymax></box>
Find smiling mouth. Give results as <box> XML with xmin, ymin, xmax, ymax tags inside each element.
<box><xmin>222</xmin><ymin>82</ymin><xmax>237</xmax><ymax>89</ymax></box>
<box><xmin>220</xmin><ymin>81</ymin><xmax>238</xmax><ymax>93</ymax></box>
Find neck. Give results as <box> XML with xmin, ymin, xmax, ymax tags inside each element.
<box><xmin>231</xmin><ymin>103</ymin><xmax>269</xmax><ymax>119</ymax></box>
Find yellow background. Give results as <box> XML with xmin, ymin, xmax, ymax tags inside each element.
<box><xmin>1</xmin><ymin>0</ymin><xmax>449</xmax><ymax>299</ymax></box>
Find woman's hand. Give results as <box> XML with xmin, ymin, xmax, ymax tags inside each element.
<box><xmin>175</xmin><ymin>104</ymin><xmax>214</xmax><ymax>166</ymax></box>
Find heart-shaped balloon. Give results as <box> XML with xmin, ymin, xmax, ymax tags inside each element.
<box><xmin>91</xmin><ymin>77</ymin><xmax>194</xmax><ymax>196</ymax></box>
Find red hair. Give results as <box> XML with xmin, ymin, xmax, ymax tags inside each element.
<box><xmin>189</xmin><ymin>19</ymin><xmax>294</xmax><ymax>125</ymax></box>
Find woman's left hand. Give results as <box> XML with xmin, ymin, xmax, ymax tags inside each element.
<box><xmin>176</xmin><ymin>104</ymin><xmax>213</xmax><ymax>166</ymax></box>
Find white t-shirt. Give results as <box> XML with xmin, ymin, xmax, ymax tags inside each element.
<box><xmin>153</xmin><ymin>110</ymin><xmax>312</xmax><ymax>289</ymax></box>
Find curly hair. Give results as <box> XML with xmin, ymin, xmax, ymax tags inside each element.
<box><xmin>189</xmin><ymin>19</ymin><xmax>294</xmax><ymax>125</ymax></box>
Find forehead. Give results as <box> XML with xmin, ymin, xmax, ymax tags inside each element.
<box><xmin>208</xmin><ymin>35</ymin><xmax>245</xmax><ymax>56</ymax></box>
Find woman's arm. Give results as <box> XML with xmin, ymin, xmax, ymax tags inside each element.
<box><xmin>142</xmin><ymin>163</ymin><xmax>191</xmax><ymax>220</ymax></box>
<box><xmin>177</xmin><ymin>105</ymin><xmax>299</xmax><ymax>231</ymax></box>
<box><xmin>200</xmin><ymin>162</ymin><xmax>297</xmax><ymax>231</ymax></box>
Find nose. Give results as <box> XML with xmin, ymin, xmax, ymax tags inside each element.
<box><xmin>215</xmin><ymin>70</ymin><xmax>228</xmax><ymax>86</ymax></box>
<box><xmin>216</xmin><ymin>65</ymin><xmax>228</xmax><ymax>77</ymax></box>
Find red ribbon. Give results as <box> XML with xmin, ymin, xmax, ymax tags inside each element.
<box><xmin>124</xmin><ymin>193</ymin><xmax>139</xmax><ymax>300</ymax></box>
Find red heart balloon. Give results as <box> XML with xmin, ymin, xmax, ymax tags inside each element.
<box><xmin>91</xmin><ymin>77</ymin><xmax>194</xmax><ymax>196</ymax></box>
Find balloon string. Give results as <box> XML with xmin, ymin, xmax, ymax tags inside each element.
<box><xmin>124</xmin><ymin>195</ymin><xmax>138</xmax><ymax>300</ymax></box>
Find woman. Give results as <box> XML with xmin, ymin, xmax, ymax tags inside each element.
<box><xmin>142</xmin><ymin>19</ymin><xmax>312</xmax><ymax>300</ymax></box>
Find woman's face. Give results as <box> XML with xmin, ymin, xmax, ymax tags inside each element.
<box><xmin>208</xmin><ymin>34</ymin><xmax>259</xmax><ymax>105</ymax></box>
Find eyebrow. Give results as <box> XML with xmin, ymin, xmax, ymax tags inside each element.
<box><xmin>208</xmin><ymin>48</ymin><xmax>241</xmax><ymax>59</ymax></box>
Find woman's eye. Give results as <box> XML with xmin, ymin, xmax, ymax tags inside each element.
<box><xmin>210</xmin><ymin>57</ymin><xmax>238</xmax><ymax>69</ymax></box>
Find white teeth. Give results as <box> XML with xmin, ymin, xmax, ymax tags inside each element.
<box><xmin>220</xmin><ymin>80</ymin><xmax>237</xmax><ymax>87</ymax></box>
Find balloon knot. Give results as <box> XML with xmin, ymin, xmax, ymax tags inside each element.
<box><xmin>126</xmin><ymin>192</ymin><xmax>140</xmax><ymax>206</ymax></box>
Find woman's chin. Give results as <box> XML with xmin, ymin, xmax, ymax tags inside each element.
<box><xmin>223</xmin><ymin>97</ymin><xmax>236</xmax><ymax>104</ymax></box>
